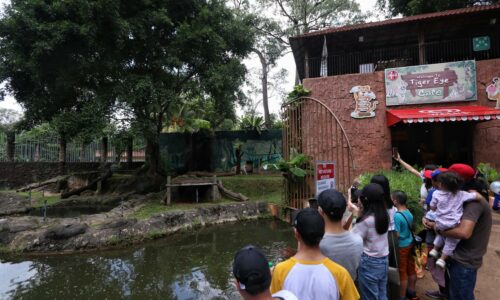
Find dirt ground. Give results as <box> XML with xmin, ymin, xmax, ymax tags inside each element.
<box><xmin>415</xmin><ymin>211</ymin><xmax>500</xmax><ymax>300</ymax></box>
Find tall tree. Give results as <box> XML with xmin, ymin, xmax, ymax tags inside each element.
<box><xmin>377</xmin><ymin>0</ymin><xmax>499</xmax><ymax>16</ymax></box>
<box><xmin>112</xmin><ymin>0</ymin><xmax>254</xmax><ymax>178</ymax></box>
<box><xmin>1</xmin><ymin>0</ymin><xmax>254</xmax><ymax>179</ymax></box>
<box><xmin>0</xmin><ymin>0</ymin><xmax>117</xmax><ymax>168</ymax></box>
<box><xmin>258</xmin><ymin>0</ymin><xmax>364</xmax><ymax>84</ymax></box>
<box><xmin>267</xmin><ymin>0</ymin><xmax>364</xmax><ymax>36</ymax></box>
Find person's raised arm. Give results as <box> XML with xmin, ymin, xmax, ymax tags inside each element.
<box><xmin>393</xmin><ymin>152</ymin><xmax>421</xmax><ymax>178</ymax></box>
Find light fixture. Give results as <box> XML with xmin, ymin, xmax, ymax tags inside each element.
<box><xmin>358</xmin><ymin>36</ymin><xmax>364</xmax><ymax>42</ymax></box>
<box><xmin>490</xmin><ymin>18</ymin><xmax>497</xmax><ymax>25</ymax></box>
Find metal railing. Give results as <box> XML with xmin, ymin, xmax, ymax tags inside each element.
<box><xmin>305</xmin><ymin>35</ymin><xmax>500</xmax><ymax>78</ymax></box>
<box><xmin>0</xmin><ymin>131</ymin><xmax>145</xmax><ymax>163</ymax></box>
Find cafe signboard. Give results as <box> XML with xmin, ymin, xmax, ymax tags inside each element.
<box><xmin>385</xmin><ymin>60</ymin><xmax>477</xmax><ymax>106</ymax></box>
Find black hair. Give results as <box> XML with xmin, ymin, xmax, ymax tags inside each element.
<box><xmin>370</xmin><ymin>175</ymin><xmax>393</xmax><ymax>209</ymax></box>
<box><xmin>438</xmin><ymin>172</ymin><xmax>462</xmax><ymax>194</ymax></box>
<box><xmin>424</xmin><ymin>178</ymin><xmax>433</xmax><ymax>190</ymax></box>
<box><xmin>359</xmin><ymin>184</ymin><xmax>389</xmax><ymax>235</ymax></box>
<box><xmin>391</xmin><ymin>190</ymin><xmax>407</xmax><ymax>205</ymax></box>
<box><xmin>424</xmin><ymin>164</ymin><xmax>438</xmax><ymax>171</ymax></box>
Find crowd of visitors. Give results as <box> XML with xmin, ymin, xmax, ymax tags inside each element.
<box><xmin>233</xmin><ymin>158</ymin><xmax>494</xmax><ymax>300</ymax></box>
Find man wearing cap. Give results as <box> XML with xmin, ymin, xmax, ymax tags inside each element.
<box><xmin>424</xmin><ymin>164</ymin><xmax>492</xmax><ymax>300</ymax></box>
<box><xmin>233</xmin><ymin>245</ymin><xmax>298</xmax><ymax>300</ymax></box>
<box><xmin>317</xmin><ymin>189</ymin><xmax>363</xmax><ymax>281</ymax></box>
<box><xmin>270</xmin><ymin>208</ymin><xmax>359</xmax><ymax>300</ymax></box>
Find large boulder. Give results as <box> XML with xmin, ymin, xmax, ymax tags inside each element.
<box><xmin>44</xmin><ymin>223</ymin><xmax>88</xmax><ymax>240</ymax></box>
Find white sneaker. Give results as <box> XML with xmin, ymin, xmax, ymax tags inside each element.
<box><xmin>436</xmin><ymin>258</ymin><xmax>446</xmax><ymax>269</ymax></box>
<box><xmin>429</xmin><ymin>249</ymin><xmax>440</xmax><ymax>258</ymax></box>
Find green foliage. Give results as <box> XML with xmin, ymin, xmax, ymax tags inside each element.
<box><xmin>239</xmin><ymin>114</ymin><xmax>265</xmax><ymax>133</ymax></box>
<box><xmin>267</xmin><ymin>149</ymin><xmax>311</xmax><ymax>180</ymax></box>
<box><xmin>377</xmin><ymin>0</ymin><xmax>499</xmax><ymax>17</ymax></box>
<box><xmin>286</xmin><ymin>85</ymin><xmax>311</xmax><ymax>102</ymax></box>
<box><xmin>1</xmin><ymin>0</ymin><xmax>255</xmax><ymax>175</ymax></box>
<box><xmin>477</xmin><ymin>163</ymin><xmax>500</xmax><ymax>183</ymax></box>
<box><xmin>360</xmin><ymin>169</ymin><xmax>424</xmax><ymax>230</ymax></box>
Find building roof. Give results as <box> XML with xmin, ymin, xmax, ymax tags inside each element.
<box><xmin>290</xmin><ymin>4</ymin><xmax>500</xmax><ymax>40</ymax></box>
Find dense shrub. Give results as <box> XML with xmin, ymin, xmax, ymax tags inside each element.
<box><xmin>359</xmin><ymin>169</ymin><xmax>424</xmax><ymax>230</ymax></box>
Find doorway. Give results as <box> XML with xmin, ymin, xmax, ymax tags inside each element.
<box><xmin>391</xmin><ymin>122</ymin><xmax>474</xmax><ymax>168</ymax></box>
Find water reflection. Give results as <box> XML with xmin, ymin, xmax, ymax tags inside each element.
<box><xmin>0</xmin><ymin>219</ymin><xmax>294</xmax><ymax>300</ymax></box>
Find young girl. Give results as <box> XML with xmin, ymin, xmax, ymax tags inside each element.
<box><xmin>429</xmin><ymin>171</ymin><xmax>484</xmax><ymax>268</ymax></box>
<box><xmin>353</xmin><ymin>183</ymin><xmax>390</xmax><ymax>300</ymax></box>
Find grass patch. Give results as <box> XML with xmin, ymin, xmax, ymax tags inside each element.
<box><xmin>220</xmin><ymin>175</ymin><xmax>283</xmax><ymax>204</ymax></box>
<box><xmin>359</xmin><ymin>169</ymin><xmax>424</xmax><ymax>230</ymax></box>
<box><xmin>1</xmin><ymin>190</ymin><xmax>61</xmax><ymax>208</ymax></box>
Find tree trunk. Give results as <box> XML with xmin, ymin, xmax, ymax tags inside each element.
<box><xmin>254</xmin><ymin>49</ymin><xmax>271</xmax><ymax>129</ymax></box>
<box><xmin>80</xmin><ymin>144</ymin><xmax>86</xmax><ymax>162</ymax></box>
<box><xmin>58</xmin><ymin>134</ymin><xmax>67</xmax><ymax>174</ymax></box>
<box><xmin>127</xmin><ymin>137</ymin><xmax>133</xmax><ymax>168</ymax></box>
<box><xmin>6</xmin><ymin>131</ymin><xmax>15</xmax><ymax>162</ymax></box>
<box><xmin>145</xmin><ymin>136</ymin><xmax>161</xmax><ymax>177</ymax></box>
<box><xmin>101</xmin><ymin>136</ymin><xmax>108</xmax><ymax>164</ymax></box>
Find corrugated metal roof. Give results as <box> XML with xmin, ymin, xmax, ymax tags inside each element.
<box><xmin>290</xmin><ymin>4</ymin><xmax>500</xmax><ymax>40</ymax></box>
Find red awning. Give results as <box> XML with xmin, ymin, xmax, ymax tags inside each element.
<box><xmin>386</xmin><ymin>105</ymin><xmax>500</xmax><ymax>127</ymax></box>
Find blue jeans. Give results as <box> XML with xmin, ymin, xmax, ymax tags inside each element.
<box><xmin>358</xmin><ymin>253</ymin><xmax>388</xmax><ymax>300</ymax></box>
<box><xmin>447</xmin><ymin>260</ymin><xmax>477</xmax><ymax>300</ymax></box>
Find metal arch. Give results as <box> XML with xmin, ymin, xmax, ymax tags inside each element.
<box><xmin>283</xmin><ymin>96</ymin><xmax>355</xmax><ymax>169</ymax></box>
<box><xmin>281</xmin><ymin>95</ymin><xmax>356</xmax><ymax>210</ymax></box>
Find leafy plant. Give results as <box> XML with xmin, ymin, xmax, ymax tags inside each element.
<box><xmin>267</xmin><ymin>149</ymin><xmax>311</xmax><ymax>180</ymax></box>
<box><xmin>477</xmin><ymin>163</ymin><xmax>499</xmax><ymax>183</ymax></box>
<box><xmin>239</xmin><ymin>114</ymin><xmax>265</xmax><ymax>133</ymax></box>
<box><xmin>286</xmin><ymin>84</ymin><xmax>311</xmax><ymax>102</ymax></box>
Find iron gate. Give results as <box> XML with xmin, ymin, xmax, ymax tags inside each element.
<box><xmin>282</xmin><ymin>96</ymin><xmax>355</xmax><ymax>210</ymax></box>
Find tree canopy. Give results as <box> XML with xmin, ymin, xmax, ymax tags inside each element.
<box><xmin>377</xmin><ymin>0</ymin><xmax>499</xmax><ymax>16</ymax></box>
<box><xmin>0</xmin><ymin>0</ymin><xmax>255</xmax><ymax>176</ymax></box>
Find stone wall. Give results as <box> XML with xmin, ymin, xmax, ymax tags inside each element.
<box><xmin>303</xmin><ymin>59</ymin><xmax>500</xmax><ymax>175</ymax></box>
<box><xmin>0</xmin><ymin>162</ymin><xmax>144</xmax><ymax>188</ymax></box>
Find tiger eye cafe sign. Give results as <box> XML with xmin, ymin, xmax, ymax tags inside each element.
<box><xmin>385</xmin><ymin>60</ymin><xmax>477</xmax><ymax>106</ymax></box>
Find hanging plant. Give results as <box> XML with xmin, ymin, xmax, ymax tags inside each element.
<box><xmin>286</xmin><ymin>84</ymin><xmax>311</xmax><ymax>102</ymax></box>
<box><xmin>266</xmin><ymin>149</ymin><xmax>311</xmax><ymax>181</ymax></box>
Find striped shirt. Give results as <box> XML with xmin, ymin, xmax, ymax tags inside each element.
<box><xmin>352</xmin><ymin>215</ymin><xmax>389</xmax><ymax>257</ymax></box>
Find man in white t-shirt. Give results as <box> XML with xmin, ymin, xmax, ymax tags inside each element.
<box><xmin>233</xmin><ymin>245</ymin><xmax>298</xmax><ymax>300</ymax></box>
<box><xmin>318</xmin><ymin>189</ymin><xmax>363</xmax><ymax>281</ymax></box>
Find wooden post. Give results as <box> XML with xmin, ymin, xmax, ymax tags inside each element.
<box><xmin>212</xmin><ymin>175</ymin><xmax>216</xmax><ymax>202</ymax></box>
<box><xmin>418</xmin><ymin>31</ymin><xmax>426</xmax><ymax>65</ymax></box>
<box><xmin>166</xmin><ymin>176</ymin><xmax>171</xmax><ymax>206</ymax></box>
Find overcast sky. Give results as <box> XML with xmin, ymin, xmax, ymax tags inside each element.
<box><xmin>0</xmin><ymin>0</ymin><xmax>379</xmax><ymax>116</ymax></box>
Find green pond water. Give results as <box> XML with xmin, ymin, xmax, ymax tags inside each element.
<box><xmin>0</xmin><ymin>219</ymin><xmax>295</xmax><ymax>300</ymax></box>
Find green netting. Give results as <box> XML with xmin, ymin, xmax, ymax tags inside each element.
<box><xmin>159</xmin><ymin>130</ymin><xmax>282</xmax><ymax>173</ymax></box>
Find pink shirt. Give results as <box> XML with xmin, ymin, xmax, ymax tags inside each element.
<box><xmin>352</xmin><ymin>215</ymin><xmax>389</xmax><ymax>257</ymax></box>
